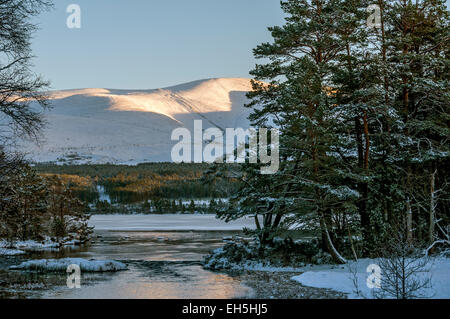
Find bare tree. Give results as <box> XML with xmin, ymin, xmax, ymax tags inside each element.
<box><xmin>426</xmin><ymin>220</ymin><xmax>450</xmax><ymax>257</ymax></box>
<box><xmin>375</xmin><ymin>234</ymin><xmax>433</xmax><ymax>299</ymax></box>
<box><xmin>0</xmin><ymin>1</ymin><xmax>52</xmax><ymax>243</ymax></box>
<box><xmin>0</xmin><ymin>0</ymin><xmax>52</xmax><ymax>144</ymax></box>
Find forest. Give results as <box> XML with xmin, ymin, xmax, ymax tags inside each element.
<box><xmin>33</xmin><ymin>163</ymin><xmax>236</xmax><ymax>214</ymax></box>
<box><xmin>205</xmin><ymin>0</ymin><xmax>450</xmax><ymax>263</ymax></box>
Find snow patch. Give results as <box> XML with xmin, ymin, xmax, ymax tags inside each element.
<box><xmin>10</xmin><ymin>258</ymin><xmax>128</xmax><ymax>272</ymax></box>
<box><xmin>1</xmin><ymin>239</ymin><xmax>61</xmax><ymax>252</ymax></box>
<box><xmin>0</xmin><ymin>248</ymin><xmax>26</xmax><ymax>256</ymax></box>
<box><xmin>291</xmin><ymin>258</ymin><xmax>450</xmax><ymax>299</ymax></box>
<box><xmin>0</xmin><ymin>237</ymin><xmax>86</xmax><ymax>253</ymax></box>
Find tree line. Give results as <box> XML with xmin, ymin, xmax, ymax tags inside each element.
<box><xmin>0</xmin><ymin>152</ymin><xmax>91</xmax><ymax>242</ymax></box>
<box><xmin>34</xmin><ymin>163</ymin><xmax>239</xmax><ymax>206</ymax></box>
<box><xmin>208</xmin><ymin>0</ymin><xmax>449</xmax><ymax>261</ymax></box>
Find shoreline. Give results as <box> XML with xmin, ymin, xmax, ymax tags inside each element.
<box><xmin>238</xmin><ymin>270</ymin><xmax>346</xmax><ymax>299</ymax></box>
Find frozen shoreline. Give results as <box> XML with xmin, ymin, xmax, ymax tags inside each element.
<box><xmin>89</xmin><ymin>214</ymin><xmax>255</xmax><ymax>231</ymax></box>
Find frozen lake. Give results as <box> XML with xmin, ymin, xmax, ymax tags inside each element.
<box><xmin>2</xmin><ymin>214</ymin><xmax>255</xmax><ymax>299</ymax></box>
<box><xmin>89</xmin><ymin>214</ymin><xmax>256</xmax><ymax>231</ymax></box>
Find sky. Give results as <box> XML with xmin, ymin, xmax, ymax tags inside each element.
<box><xmin>31</xmin><ymin>0</ymin><xmax>285</xmax><ymax>90</ymax></box>
<box><xmin>32</xmin><ymin>0</ymin><xmax>449</xmax><ymax>91</ymax></box>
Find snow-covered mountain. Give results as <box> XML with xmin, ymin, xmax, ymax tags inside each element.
<box><xmin>20</xmin><ymin>78</ymin><xmax>255</xmax><ymax>164</ymax></box>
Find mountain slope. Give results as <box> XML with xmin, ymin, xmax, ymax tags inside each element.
<box><xmin>21</xmin><ymin>78</ymin><xmax>255</xmax><ymax>164</ymax></box>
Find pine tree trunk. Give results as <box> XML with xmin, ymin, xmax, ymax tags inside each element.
<box><xmin>378</xmin><ymin>0</ymin><xmax>389</xmax><ymax>106</ymax></box>
<box><xmin>320</xmin><ymin>216</ymin><xmax>347</xmax><ymax>264</ymax></box>
<box><xmin>355</xmin><ymin>116</ymin><xmax>372</xmax><ymax>255</ymax></box>
<box><xmin>254</xmin><ymin>215</ymin><xmax>261</xmax><ymax>231</ymax></box>
<box><xmin>429</xmin><ymin>169</ymin><xmax>437</xmax><ymax>244</ymax></box>
<box><xmin>406</xmin><ymin>197</ymin><xmax>413</xmax><ymax>243</ymax></box>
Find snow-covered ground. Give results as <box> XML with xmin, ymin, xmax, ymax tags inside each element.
<box><xmin>17</xmin><ymin>78</ymin><xmax>255</xmax><ymax>164</ymax></box>
<box><xmin>0</xmin><ymin>239</ymin><xmax>60</xmax><ymax>252</ymax></box>
<box><xmin>89</xmin><ymin>214</ymin><xmax>255</xmax><ymax>231</ymax></box>
<box><xmin>10</xmin><ymin>258</ymin><xmax>127</xmax><ymax>272</ymax></box>
<box><xmin>291</xmin><ymin>257</ymin><xmax>450</xmax><ymax>299</ymax></box>
<box><xmin>0</xmin><ymin>237</ymin><xmax>84</xmax><ymax>254</ymax></box>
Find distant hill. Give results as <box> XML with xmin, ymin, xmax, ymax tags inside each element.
<box><xmin>20</xmin><ymin>78</ymin><xmax>255</xmax><ymax>164</ymax></box>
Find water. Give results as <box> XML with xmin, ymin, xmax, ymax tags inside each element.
<box><xmin>1</xmin><ymin>215</ymin><xmax>253</xmax><ymax>299</ymax></box>
<box><xmin>90</xmin><ymin>214</ymin><xmax>255</xmax><ymax>231</ymax></box>
<box><xmin>96</xmin><ymin>185</ymin><xmax>111</xmax><ymax>203</ymax></box>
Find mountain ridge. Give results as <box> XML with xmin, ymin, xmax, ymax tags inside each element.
<box><xmin>21</xmin><ymin>78</ymin><xmax>256</xmax><ymax>164</ymax></box>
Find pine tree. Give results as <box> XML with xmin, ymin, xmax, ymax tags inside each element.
<box><xmin>0</xmin><ymin>163</ymin><xmax>48</xmax><ymax>241</ymax></box>
<box><xmin>45</xmin><ymin>175</ymin><xmax>92</xmax><ymax>241</ymax></box>
<box><xmin>217</xmin><ymin>0</ymin><xmax>449</xmax><ymax>261</ymax></box>
<box><xmin>383</xmin><ymin>0</ymin><xmax>449</xmax><ymax>245</ymax></box>
<box><xmin>243</xmin><ymin>0</ymin><xmax>378</xmax><ymax>263</ymax></box>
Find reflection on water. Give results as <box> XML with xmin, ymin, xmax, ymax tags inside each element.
<box><xmin>33</xmin><ymin>230</ymin><xmax>251</xmax><ymax>299</ymax></box>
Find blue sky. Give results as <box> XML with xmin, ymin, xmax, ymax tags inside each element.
<box><xmin>32</xmin><ymin>0</ymin><xmax>449</xmax><ymax>90</ymax></box>
<box><xmin>32</xmin><ymin>0</ymin><xmax>285</xmax><ymax>90</ymax></box>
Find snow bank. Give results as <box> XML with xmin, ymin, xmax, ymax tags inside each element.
<box><xmin>0</xmin><ymin>237</ymin><xmax>85</xmax><ymax>253</ymax></box>
<box><xmin>291</xmin><ymin>258</ymin><xmax>450</xmax><ymax>299</ymax></box>
<box><xmin>0</xmin><ymin>248</ymin><xmax>26</xmax><ymax>256</ymax></box>
<box><xmin>0</xmin><ymin>239</ymin><xmax>59</xmax><ymax>252</ymax></box>
<box><xmin>10</xmin><ymin>258</ymin><xmax>128</xmax><ymax>272</ymax></box>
